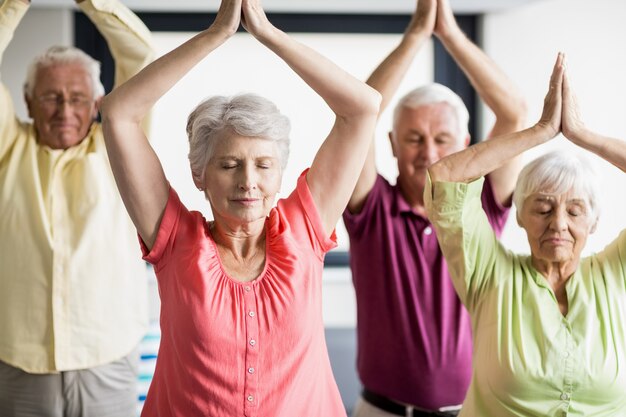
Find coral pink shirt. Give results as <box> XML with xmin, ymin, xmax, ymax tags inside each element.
<box><xmin>140</xmin><ymin>172</ymin><xmax>346</xmax><ymax>417</ymax></box>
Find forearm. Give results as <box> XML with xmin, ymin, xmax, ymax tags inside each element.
<box><xmin>429</xmin><ymin>124</ymin><xmax>551</xmax><ymax>184</ymax></box>
<box><xmin>102</xmin><ymin>28</ymin><xmax>229</xmax><ymax>125</ymax></box>
<box><xmin>440</xmin><ymin>29</ymin><xmax>526</xmax><ymax>136</ymax></box>
<box><xmin>367</xmin><ymin>30</ymin><xmax>430</xmax><ymax>114</ymax></box>
<box><xmin>259</xmin><ymin>28</ymin><xmax>381</xmax><ymax>119</ymax></box>
<box><xmin>78</xmin><ymin>0</ymin><xmax>154</xmax><ymax>87</ymax></box>
<box><xmin>571</xmin><ymin>128</ymin><xmax>626</xmax><ymax>173</ymax></box>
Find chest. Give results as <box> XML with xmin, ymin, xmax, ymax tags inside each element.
<box><xmin>473</xmin><ymin>275</ymin><xmax>626</xmax><ymax>408</ymax></box>
<box><xmin>158</xmin><ymin>242</ymin><xmax>324</xmax><ymax>350</ymax></box>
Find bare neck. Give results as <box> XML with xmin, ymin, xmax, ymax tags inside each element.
<box><xmin>397</xmin><ymin>178</ymin><xmax>427</xmax><ymax>217</ymax></box>
<box><xmin>532</xmin><ymin>257</ymin><xmax>579</xmax><ymax>317</ymax></box>
<box><xmin>210</xmin><ymin>219</ymin><xmax>266</xmax><ymax>260</ymax></box>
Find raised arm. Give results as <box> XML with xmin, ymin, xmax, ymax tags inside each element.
<box><xmin>242</xmin><ymin>0</ymin><xmax>381</xmax><ymax>236</ymax></box>
<box><xmin>0</xmin><ymin>0</ymin><xmax>29</xmax><ymax>160</ymax></box>
<box><xmin>434</xmin><ymin>0</ymin><xmax>527</xmax><ymax>203</ymax></box>
<box><xmin>75</xmin><ymin>0</ymin><xmax>153</xmax><ymax>89</ymax></box>
<box><xmin>562</xmin><ymin>69</ymin><xmax>626</xmax><ymax>172</ymax></box>
<box><xmin>428</xmin><ymin>53</ymin><xmax>563</xmax><ymax>185</ymax></box>
<box><xmin>347</xmin><ymin>0</ymin><xmax>436</xmax><ymax>213</ymax></box>
<box><xmin>100</xmin><ymin>0</ymin><xmax>241</xmax><ymax>249</ymax></box>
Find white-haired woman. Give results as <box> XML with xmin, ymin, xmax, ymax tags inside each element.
<box><xmin>425</xmin><ymin>52</ymin><xmax>626</xmax><ymax>416</ymax></box>
<box><xmin>100</xmin><ymin>0</ymin><xmax>380</xmax><ymax>416</ymax></box>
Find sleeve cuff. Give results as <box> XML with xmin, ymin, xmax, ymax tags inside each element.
<box><xmin>425</xmin><ymin>173</ymin><xmax>485</xmax><ymax>219</ymax></box>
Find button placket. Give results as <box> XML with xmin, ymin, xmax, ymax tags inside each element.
<box><xmin>243</xmin><ymin>285</ymin><xmax>259</xmax><ymax>416</ymax></box>
<box><xmin>560</xmin><ymin>325</ymin><xmax>574</xmax><ymax>408</ymax></box>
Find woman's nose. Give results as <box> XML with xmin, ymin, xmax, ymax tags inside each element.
<box><xmin>238</xmin><ymin>166</ymin><xmax>257</xmax><ymax>190</ymax></box>
<box><xmin>549</xmin><ymin>210</ymin><xmax>568</xmax><ymax>231</ymax></box>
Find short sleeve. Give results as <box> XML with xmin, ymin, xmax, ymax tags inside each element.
<box><xmin>274</xmin><ymin>170</ymin><xmax>337</xmax><ymax>258</ymax></box>
<box><xmin>342</xmin><ymin>174</ymin><xmax>387</xmax><ymax>241</ymax></box>
<box><xmin>140</xmin><ymin>187</ymin><xmax>185</xmax><ymax>270</ymax></box>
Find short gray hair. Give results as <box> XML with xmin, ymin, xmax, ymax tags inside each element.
<box><xmin>513</xmin><ymin>151</ymin><xmax>600</xmax><ymax>221</ymax></box>
<box><xmin>23</xmin><ymin>45</ymin><xmax>105</xmax><ymax>99</ymax></box>
<box><xmin>393</xmin><ymin>83</ymin><xmax>469</xmax><ymax>141</ymax></box>
<box><xmin>187</xmin><ymin>93</ymin><xmax>291</xmax><ymax>188</ymax></box>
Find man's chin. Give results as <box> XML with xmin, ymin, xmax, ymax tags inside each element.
<box><xmin>41</xmin><ymin>134</ymin><xmax>84</xmax><ymax>150</ymax></box>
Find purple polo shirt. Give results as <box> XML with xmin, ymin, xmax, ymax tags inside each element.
<box><xmin>343</xmin><ymin>174</ymin><xmax>509</xmax><ymax>409</ymax></box>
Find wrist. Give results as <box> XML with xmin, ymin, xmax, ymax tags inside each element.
<box><xmin>532</xmin><ymin>122</ymin><xmax>559</xmax><ymax>143</ymax></box>
<box><xmin>255</xmin><ymin>24</ymin><xmax>282</xmax><ymax>47</ymax></box>
<box><xmin>437</xmin><ymin>25</ymin><xmax>465</xmax><ymax>47</ymax></box>
<box><xmin>404</xmin><ymin>27</ymin><xmax>431</xmax><ymax>43</ymax></box>
<box><xmin>568</xmin><ymin>125</ymin><xmax>590</xmax><ymax>144</ymax></box>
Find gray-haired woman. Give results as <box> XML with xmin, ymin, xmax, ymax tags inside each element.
<box><xmin>100</xmin><ymin>0</ymin><xmax>381</xmax><ymax>415</ymax></box>
<box><xmin>425</xmin><ymin>52</ymin><xmax>626</xmax><ymax>416</ymax></box>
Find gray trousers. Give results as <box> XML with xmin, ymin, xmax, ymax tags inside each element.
<box><xmin>0</xmin><ymin>349</ymin><xmax>138</xmax><ymax>417</ymax></box>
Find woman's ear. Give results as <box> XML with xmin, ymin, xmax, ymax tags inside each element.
<box><xmin>516</xmin><ymin>211</ymin><xmax>524</xmax><ymax>228</ymax></box>
<box><xmin>193</xmin><ymin>177</ymin><xmax>204</xmax><ymax>191</ymax></box>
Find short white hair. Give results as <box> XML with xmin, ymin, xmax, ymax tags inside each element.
<box><xmin>513</xmin><ymin>151</ymin><xmax>600</xmax><ymax>222</ymax></box>
<box><xmin>23</xmin><ymin>45</ymin><xmax>105</xmax><ymax>99</ymax></box>
<box><xmin>187</xmin><ymin>93</ymin><xmax>291</xmax><ymax>188</ymax></box>
<box><xmin>393</xmin><ymin>83</ymin><xmax>469</xmax><ymax>141</ymax></box>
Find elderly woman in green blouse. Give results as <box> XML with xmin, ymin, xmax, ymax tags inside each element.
<box><xmin>425</xmin><ymin>52</ymin><xmax>626</xmax><ymax>416</ymax></box>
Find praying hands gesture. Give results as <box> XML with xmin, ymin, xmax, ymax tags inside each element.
<box><xmin>429</xmin><ymin>52</ymin><xmax>626</xmax><ymax>185</ymax></box>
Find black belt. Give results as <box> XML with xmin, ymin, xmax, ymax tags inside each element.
<box><xmin>362</xmin><ymin>389</ymin><xmax>460</xmax><ymax>417</ymax></box>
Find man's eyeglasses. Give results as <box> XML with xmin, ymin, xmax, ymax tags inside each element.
<box><xmin>36</xmin><ymin>94</ymin><xmax>94</xmax><ymax>110</ymax></box>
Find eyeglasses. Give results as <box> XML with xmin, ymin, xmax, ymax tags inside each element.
<box><xmin>36</xmin><ymin>94</ymin><xmax>94</xmax><ymax>110</ymax></box>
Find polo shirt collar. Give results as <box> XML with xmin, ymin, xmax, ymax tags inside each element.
<box><xmin>392</xmin><ymin>178</ymin><xmax>427</xmax><ymax>219</ymax></box>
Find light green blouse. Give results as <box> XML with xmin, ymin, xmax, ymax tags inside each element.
<box><xmin>425</xmin><ymin>176</ymin><xmax>626</xmax><ymax>417</ymax></box>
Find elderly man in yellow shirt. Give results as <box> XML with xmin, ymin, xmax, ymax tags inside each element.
<box><xmin>0</xmin><ymin>0</ymin><xmax>154</xmax><ymax>415</ymax></box>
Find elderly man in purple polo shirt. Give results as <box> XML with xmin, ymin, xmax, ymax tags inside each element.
<box><xmin>343</xmin><ymin>0</ymin><xmax>527</xmax><ymax>416</ymax></box>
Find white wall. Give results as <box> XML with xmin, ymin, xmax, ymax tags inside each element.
<box><xmin>29</xmin><ymin>0</ymin><xmax>543</xmax><ymax>14</ymax></box>
<box><xmin>6</xmin><ymin>2</ymin><xmax>626</xmax><ymax>328</ymax></box>
<box><xmin>2</xmin><ymin>8</ymin><xmax>72</xmax><ymax>119</ymax></box>
<box><xmin>149</xmin><ymin>31</ymin><xmax>433</xmax><ymax>252</ymax></box>
<box><xmin>148</xmin><ymin>32</ymin><xmax>432</xmax><ymax>327</ymax></box>
<box><xmin>481</xmin><ymin>0</ymin><xmax>626</xmax><ymax>255</ymax></box>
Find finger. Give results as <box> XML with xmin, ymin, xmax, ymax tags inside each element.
<box><xmin>548</xmin><ymin>52</ymin><xmax>565</xmax><ymax>89</ymax></box>
<box><xmin>562</xmin><ymin>63</ymin><xmax>576</xmax><ymax>102</ymax></box>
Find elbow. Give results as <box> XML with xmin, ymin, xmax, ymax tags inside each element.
<box><xmin>502</xmin><ymin>94</ymin><xmax>528</xmax><ymax>130</ymax></box>
<box><xmin>99</xmin><ymin>92</ymin><xmax>139</xmax><ymax>126</ymax></box>
<box><xmin>365</xmin><ymin>88</ymin><xmax>383</xmax><ymax>116</ymax></box>
<box><xmin>99</xmin><ymin>93</ymin><xmax>118</xmax><ymax>124</ymax></box>
<box><xmin>363</xmin><ymin>88</ymin><xmax>383</xmax><ymax>117</ymax></box>
<box><xmin>345</xmin><ymin>87</ymin><xmax>382</xmax><ymax>119</ymax></box>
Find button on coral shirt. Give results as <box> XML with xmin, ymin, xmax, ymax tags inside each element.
<box><xmin>140</xmin><ymin>172</ymin><xmax>347</xmax><ymax>417</ymax></box>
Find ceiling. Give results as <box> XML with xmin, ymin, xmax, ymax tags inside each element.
<box><xmin>33</xmin><ymin>0</ymin><xmax>544</xmax><ymax>14</ymax></box>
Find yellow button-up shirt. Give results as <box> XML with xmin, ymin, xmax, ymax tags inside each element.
<box><xmin>0</xmin><ymin>0</ymin><xmax>154</xmax><ymax>373</ymax></box>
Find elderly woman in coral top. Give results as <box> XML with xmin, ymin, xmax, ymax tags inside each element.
<box><xmin>99</xmin><ymin>0</ymin><xmax>380</xmax><ymax>416</ymax></box>
<box><xmin>425</xmin><ymin>52</ymin><xmax>626</xmax><ymax>417</ymax></box>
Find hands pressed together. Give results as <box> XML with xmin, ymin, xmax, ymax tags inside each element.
<box><xmin>538</xmin><ymin>52</ymin><xmax>588</xmax><ymax>146</ymax></box>
<box><xmin>407</xmin><ymin>0</ymin><xmax>461</xmax><ymax>42</ymax></box>
<box><xmin>209</xmin><ymin>0</ymin><xmax>274</xmax><ymax>42</ymax></box>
